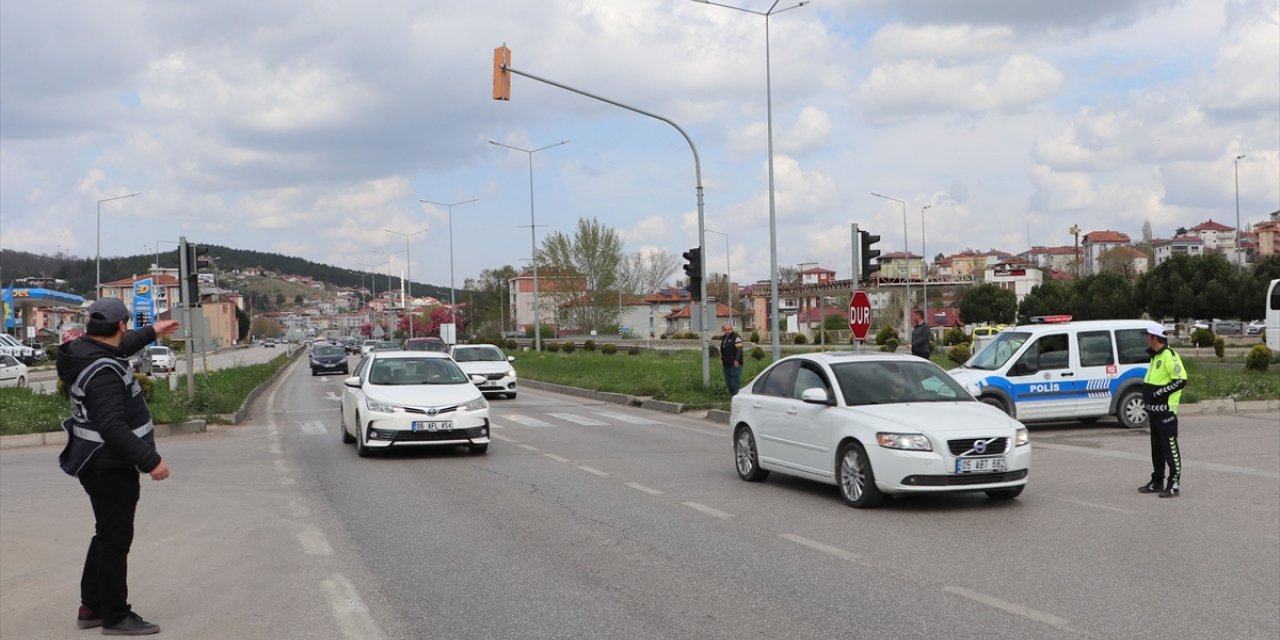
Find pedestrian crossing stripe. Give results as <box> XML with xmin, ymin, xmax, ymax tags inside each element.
<box><xmin>593</xmin><ymin>411</ymin><xmax>658</xmax><ymax>424</ymax></box>
<box><xmin>547</xmin><ymin>412</ymin><xmax>607</xmax><ymax>426</ymax></box>
<box><xmin>503</xmin><ymin>414</ymin><xmax>553</xmax><ymax>428</ymax></box>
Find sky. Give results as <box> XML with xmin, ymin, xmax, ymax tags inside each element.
<box><xmin>1</xmin><ymin>0</ymin><xmax>1278</xmax><ymax>291</ymax></box>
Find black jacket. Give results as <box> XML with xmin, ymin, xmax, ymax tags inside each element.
<box><xmin>720</xmin><ymin>331</ymin><xmax>744</xmax><ymax>368</ymax></box>
<box><xmin>56</xmin><ymin>328</ymin><xmax>162</xmax><ymax>473</ymax></box>
<box><xmin>911</xmin><ymin>323</ymin><xmax>931</xmax><ymax>359</ymax></box>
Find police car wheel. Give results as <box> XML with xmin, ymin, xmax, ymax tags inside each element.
<box><xmin>1117</xmin><ymin>389</ymin><xmax>1148</xmax><ymax>429</ymax></box>
<box><xmin>980</xmin><ymin>396</ymin><xmax>1010</xmax><ymax>415</ymax></box>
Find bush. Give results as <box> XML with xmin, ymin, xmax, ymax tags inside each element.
<box><xmin>708</xmin><ymin>345</ymin><xmax>720</xmax><ymax>359</ymax></box>
<box><xmin>627</xmin><ymin>345</ymin><xmax>641</xmax><ymax>356</ymax></box>
<box><xmin>1190</xmin><ymin>327</ymin><xmax>1215</xmax><ymax>348</ymax></box>
<box><xmin>876</xmin><ymin>324</ymin><xmax>899</xmax><ymax>345</ymax></box>
<box><xmin>583</xmin><ymin>340</ymin><xmax>596</xmax><ymax>352</ymax></box>
<box><xmin>133</xmin><ymin>373</ymin><xmax>155</xmax><ymax>401</ymax></box>
<box><xmin>45</xmin><ymin>344</ymin><xmax>59</xmax><ymax>360</ymax></box>
<box><xmin>562</xmin><ymin>341</ymin><xmax>576</xmax><ymax>354</ymax></box>
<box><xmin>948</xmin><ymin>343</ymin><xmax>972</xmax><ymax>365</ymax></box>
<box><xmin>546</xmin><ymin>342</ymin><xmax>560</xmax><ymax>353</ymax></box>
<box><xmin>505</xmin><ymin>339</ymin><xmax>518</xmax><ymax>350</ymax></box>
<box><xmin>1245</xmin><ymin>344</ymin><xmax>1271</xmax><ymax>372</ymax></box>
<box><xmin>602</xmin><ymin>343</ymin><xmax>618</xmax><ymax>355</ymax></box>
<box><xmin>880</xmin><ymin>338</ymin><xmax>899</xmax><ymax>352</ymax></box>
<box><xmin>749</xmin><ymin>330</ymin><xmax>760</xmax><ymax>343</ymax></box>
<box><xmin>750</xmin><ymin>346</ymin><xmax>766</xmax><ymax>361</ymax></box>
<box><xmin>943</xmin><ymin>327</ymin><xmax>967</xmax><ymax>346</ymax></box>
<box><xmin>793</xmin><ymin>333</ymin><xmax>808</xmax><ymax>345</ymax></box>
<box><xmin>1213</xmin><ymin>336</ymin><xmax>1225</xmax><ymax>358</ymax></box>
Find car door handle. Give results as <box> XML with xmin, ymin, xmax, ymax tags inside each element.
<box><xmin>787</xmin><ymin>408</ymin><xmax>798</xmax><ymax>415</ymax></box>
<box><xmin>753</xmin><ymin>403</ymin><xmax>763</xmax><ymax>409</ymax></box>
<box><xmin>1060</xmin><ymin>372</ymin><xmax>1074</xmax><ymax>377</ymax></box>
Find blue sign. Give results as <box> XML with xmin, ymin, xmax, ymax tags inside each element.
<box><xmin>133</xmin><ymin>278</ymin><xmax>154</xmax><ymax>330</ymax></box>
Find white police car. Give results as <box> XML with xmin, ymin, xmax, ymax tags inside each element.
<box><xmin>948</xmin><ymin>318</ymin><xmax>1155</xmax><ymax>428</ymax></box>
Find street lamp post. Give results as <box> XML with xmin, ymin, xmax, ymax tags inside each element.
<box><xmin>705</xmin><ymin>228</ymin><xmax>732</xmax><ymax>329</ymax></box>
<box><xmin>921</xmin><ymin>204</ymin><xmax>932</xmax><ymax>325</ymax></box>
<box><xmin>488</xmin><ymin>138</ymin><xmax>571</xmax><ymax>352</ymax></box>
<box><xmin>871</xmin><ymin>192</ymin><xmax>910</xmax><ymax>339</ymax></box>
<box><xmin>1069</xmin><ymin>224</ymin><xmax>1082</xmax><ymax>278</ymax></box>
<box><xmin>693</xmin><ymin>0</ymin><xmax>808</xmax><ymax>361</ymax></box>
<box><xmin>1235</xmin><ymin>153</ymin><xmax>1246</xmax><ymax>274</ymax></box>
<box><xmin>385</xmin><ymin>227</ymin><xmax>430</xmax><ymax>339</ymax></box>
<box><xmin>419</xmin><ymin>197</ymin><xmax>479</xmax><ymax>340</ymax></box>
<box><xmin>96</xmin><ymin>192</ymin><xmax>142</xmax><ymax>296</ymax></box>
<box><xmin>374</xmin><ymin>250</ymin><xmax>405</xmax><ymax>337</ymax></box>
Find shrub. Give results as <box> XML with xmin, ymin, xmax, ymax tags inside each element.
<box><xmin>708</xmin><ymin>345</ymin><xmax>720</xmax><ymax>359</ymax></box>
<box><xmin>602</xmin><ymin>343</ymin><xmax>618</xmax><ymax>355</ymax></box>
<box><xmin>1190</xmin><ymin>327</ymin><xmax>1215</xmax><ymax>348</ymax></box>
<box><xmin>749</xmin><ymin>330</ymin><xmax>760</xmax><ymax>343</ymax></box>
<box><xmin>627</xmin><ymin>345</ymin><xmax>641</xmax><ymax>356</ymax></box>
<box><xmin>505</xmin><ymin>339</ymin><xmax>517</xmax><ymax>350</ymax></box>
<box><xmin>876</xmin><ymin>324</ymin><xmax>899</xmax><ymax>345</ymax></box>
<box><xmin>562</xmin><ymin>341</ymin><xmax>576</xmax><ymax>354</ymax></box>
<box><xmin>793</xmin><ymin>333</ymin><xmax>808</xmax><ymax>345</ymax></box>
<box><xmin>750</xmin><ymin>346</ymin><xmax>766</xmax><ymax>360</ymax></box>
<box><xmin>133</xmin><ymin>373</ymin><xmax>155</xmax><ymax>401</ymax></box>
<box><xmin>546</xmin><ymin>342</ymin><xmax>560</xmax><ymax>353</ymax></box>
<box><xmin>583</xmin><ymin>340</ymin><xmax>596</xmax><ymax>352</ymax></box>
<box><xmin>948</xmin><ymin>343</ymin><xmax>972</xmax><ymax>364</ymax></box>
<box><xmin>943</xmin><ymin>327</ymin><xmax>967</xmax><ymax>346</ymax></box>
<box><xmin>1245</xmin><ymin>344</ymin><xmax>1271</xmax><ymax>372</ymax></box>
<box><xmin>1213</xmin><ymin>336</ymin><xmax>1225</xmax><ymax>358</ymax></box>
<box><xmin>45</xmin><ymin>344</ymin><xmax>59</xmax><ymax>360</ymax></box>
<box><xmin>880</xmin><ymin>338</ymin><xmax>899</xmax><ymax>352</ymax></box>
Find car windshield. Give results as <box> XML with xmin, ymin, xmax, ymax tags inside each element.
<box><xmin>313</xmin><ymin>345</ymin><xmax>345</xmax><ymax>357</ymax></box>
<box><xmin>373</xmin><ymin>341</ymin><xmax>400</xmax><ymax>351</ymax></box>
<box><xmin>367</xmin><ymin>357</ymin><xmax>469</xmax><ymax>385</ymax></box>
<box><xmin>830</xmin><ymin>360</ymin><xmax>972</xmax><ymax>406</ymax></box>
<box><xmin>148</xmin><ymin>347</ymin><xmax>169</xmax><ymax>356</ymax></box>
<box><xmin>452</xmin><ymin>346</ymin><xmax>505</xmax><ymax>362</ymax></box>
<box><xmin>961</xmin><ymin>331</ymin><xmax>1031</xmax><ymax>370</ymax></box>
<box><xmin>405</xmin><ymin>340</ymin><xmax>447</xmax><ymax>352</ymax></box>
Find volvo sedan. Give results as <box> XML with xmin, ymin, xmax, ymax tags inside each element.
<box><xmin>340</xmin><ymin>351</ymin><xmax>491</xmax><ymax>457</ymax></box>
<box><xmin>730</xmin><ymin>352</ymin><xmax>1030</xmax><ymax>508</ymax></box>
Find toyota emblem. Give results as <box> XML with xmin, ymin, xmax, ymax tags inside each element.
<box><xmin>426</xmin><ymin>408</ymin><xmax>438</xmax><ymax>416</ymax></box>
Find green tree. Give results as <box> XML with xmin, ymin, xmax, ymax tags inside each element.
<box><xmin>1074</xmin><ymin>272</ymin><xmax>1139</xmax><ymax>319</ymax></box>
<box><xmin>275</xmin><ymin>292</ymin><xmax>285</xmax><ymax>306</ymax></box>
<box><xmin>539</xmin><ymin>218</ymin><xmax>625</xmax><ymax>332</ymax></box>
<box><xmin>294</xmin><ymin>294</ymin><xmax>304</xmax><ymax>306</ymax></box>
<box><xmin>1233</xmin><ymin>256</ymin><xmax>1280</xmax><ymax>320</ymax></box>
<box><xmin>1136</xmin><ymin>253</ymin><xmax>1236</xmax><ymax>320</ymax></box>
<box><xmin>463</xmin><ymin>265</ymin><xmax>519</xmax><ymax>335</ymax></box>
<box><xmin>1016</xmin><ymin>280</ymin><xmax>1079</xmax><ymax>323</ymax></box>
<box><xmin>958</xmin><ymin>284</ymin><xmax>1017</xmax><ymax>325</ymax></box>
<box><xmin>235</xmin><ymin>305</ymin><xmax>250</xmax><ymax>341</ymax></box>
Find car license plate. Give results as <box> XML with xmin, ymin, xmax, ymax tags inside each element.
<box><xmin>956</xmin><ymin>457</ymin><xmax>1007</xmax><ymax>473</ymax></box>
<box><xmin>412</xmin><ymin>421</ymin><xmax>452</xmax><ymax>432</ymax></box>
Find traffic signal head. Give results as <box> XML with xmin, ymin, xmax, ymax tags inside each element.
<box><xmin>859</xmin><ymin>230</ymin><xmax>881</xmax><ymax>283</ymax></box>
<box><xmin>493</xmin><ymin>45</ymin><xmax>511</xmax><ymax>101</ymax></box>
<box><xmin>682</xmin><ymin>247</ymin><xmax>702</xmax><ymax>300</ymax></box>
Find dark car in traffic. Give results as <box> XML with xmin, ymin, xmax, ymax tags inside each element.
<box><xmin>310</xmin><ymin>343</ymin><xmax>349</xmax><ymax>376</ymax></box>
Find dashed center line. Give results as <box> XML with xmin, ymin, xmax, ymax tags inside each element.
<box><xmin>1045</xmin><ymin>495</ymin><xmax>1135</xmax><ymax>514</ymax></box>
<box><xmin>943</xmin><ymin>586</ymin><xmax>1072</xmax><ymax>630</ymax></box>
<box><xmin>577</xmin><ymin>465</ymin><xmax>610</xmax><ymax>476</ymax></box>
<box><xmin>779</xmin><ymin>533</ymin><xmax>866</xmax><ymax>565</ymax></box>
<box><xmin>297</xmin><ymin>528</ymin><xmax>333</xmax><ymax>556</ymax></box>
<box><xmin>682</xmin><ymin>501</ymin><xmax>733</xmax><ymax>519</ymax></box>
<box><xmin>517</xmin><ymin>444</ymin><xmax>541</xmax><ymax>452</ymax></box>
<box><xmin>544</xmin><ymin>454</ymin><xmax>570</xmax><ymax>463</ymax></box>
<box><xmin>625</xmin><ymin>482</ymin><xmax>664</xmax><ymax>495</ymax></box>
<box><xmin>320</xmin><ymin>573</ymin><xmax>387</xmax><ymax>640</ymax></box>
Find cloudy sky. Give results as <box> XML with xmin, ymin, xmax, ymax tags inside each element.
<box><xmin>2</xmin><ymin>0</ymin><xmax>1277</xmax><ymax>290</ymax></box>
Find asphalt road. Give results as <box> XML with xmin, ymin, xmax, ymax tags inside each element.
<box><xmin>2</xmin><ymin>356</ymin><xmax>1277</xmax><ymax>639</ymax></box>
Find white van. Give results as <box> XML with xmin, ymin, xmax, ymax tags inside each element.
<box><xmin>948</xmin><ymin>319</ymin><xmax>1155</xmax><ymax>428</ymax></box>
<box><xmin>1266</xmin><ymin>278</ymin><xmax>1279</xmax><ymax>352</ymax></box>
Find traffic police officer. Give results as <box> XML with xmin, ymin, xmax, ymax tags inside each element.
<box><xmin>1138</xmin><ymin>323</ymin><xmax>1187</xmax><ymax>498</ymax></box>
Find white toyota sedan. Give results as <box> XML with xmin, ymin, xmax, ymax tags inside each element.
<box><xmin>341</xmin><ymin>351</ymin><xmax>492</xmax><ymax>457</ymax></box>
<box><xmin>730</xmin><ymin>352</ymin><xmax>1030</xmax><ymax>508</ymax></box>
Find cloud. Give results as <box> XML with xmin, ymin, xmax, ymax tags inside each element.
<box><xmin>859</xmin><ymin>53</ymin><xmax>1064</xmax><ymax>123</ymax></box>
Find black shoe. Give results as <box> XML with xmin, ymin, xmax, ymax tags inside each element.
<box><xmin>101</xmin><ymin>612</ymin><xmax>160</xmax><ymax>636</ymax></box>
<box><xmin>76</xmin><ymin>605</ymin><xmax>103</xmax><ymax>629</ymax></box>
<box><xmin>1138</xmin><ymin>481</ymin><xmax>1162</xmax><ymax>493</ymax></box>
<box><xmin>1159</xmin><ymin>485</ymin><xmax>1180</xmax><ymax>498</ymax></box>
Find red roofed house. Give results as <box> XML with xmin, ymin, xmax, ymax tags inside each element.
<box><xmin>1255</xmin><ymin>218</ymin><xmax>1280</xmax><ymax>258</ymax></box>
<box><xmin>1081</xmin><ymin>230</ymin><xmax>1131</xmax><ymax>276</ymax></box>
<box><xmin>664</xmin><ymin>302</ymin><xmax>739</xmax><ymax>334</ymax></box>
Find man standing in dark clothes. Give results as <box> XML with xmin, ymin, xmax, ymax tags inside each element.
<box><xmin>719</xmin><ymin>323</ymin><xmax>745</xmax><ymax>396</ymax></box>
<box><xmin>57</xmin><ymin>298</ymin><xmax>179</xmax><ymax>635</ymax></box>
<box><xmin>910</xmin><ymin>308</ymin><xmax>932</xmax><ymax>360</ymax></box>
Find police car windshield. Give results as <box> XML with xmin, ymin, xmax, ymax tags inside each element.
<box><xmin>963</xmin><ymin>331</ymin><xmax>1031</xmax><ymax>370</ymax></box>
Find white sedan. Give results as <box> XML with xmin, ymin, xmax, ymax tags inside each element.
<box><xmin>0</xmin><ymin>354</ymin><xmax>28</xmax><ymax>388</ymax></box>
<box><xmin>340</xmin><ymin>351</ymin><xmax>492</xmax><ymax>457</ymax></box>
<box><xmin>449</xmin><ymin>344</ymin><xmax>518</xmax><ymax>399</ymax></box>
<box><xmin>730</xmin><ymin>352</ymin><xmax>1030</xmax><ymax>508</ymax></box>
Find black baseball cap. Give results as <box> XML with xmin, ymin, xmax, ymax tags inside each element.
<box><xmin>87</xmin><ymin>298</ymin><xmax>130</xmax><ymax>329</ymax></box>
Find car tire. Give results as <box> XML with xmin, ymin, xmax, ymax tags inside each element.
<box><xmin>980</xmin><ymin>396</ymin><xmax>1010</xmax><ymax>415</ymax></box>
<box><xmin>16</xmin><ymin>375</ymin><xmax>26</xmax><ymax>388</ymax></box>
<box><xmin>985</xmin><ymin>486</ymin><xmax>1025</xmax><ymax>501</ymax></box>
<box><xmin>355</xmin><ymin>415</ymin><xmax>372</xmax><ymax>458</ymax></box>
<box><xmin>506</xmin><ymin>392</ymin><xmax>517</xmax><ymax>399</ymax></box>
<box><xmin>469</xmin><ymin>444</ymin><xmax>489</xmax><ymax>455</ymax></box>
<box><xmin>734</xmin><ymin>426</ymin><xmax>770</xmax><ymax>482</ymax></box>
<box><xmin>1116</xmin><ymin>388</ymin><xmax>1148</xmax><ymax>429</ymax></box>
<box><xmin>836</xmin><ymin>442</ymin><xmax>884</xmax><ymax>508</ymax></box>
<box><xmin>340</xmin><ymin>412</ymin><xmax>355</xmax><ymax>444</ymax></box>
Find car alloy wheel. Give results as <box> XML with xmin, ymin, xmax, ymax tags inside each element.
<box><xmin>837</xmin><ymin>442</ymin><xmax>884</xmax><ymax>508</ymax></box>
<box><xmin>734</xmin><ymin>427</ymin><xmax>769</xmax><ymax>482</ymax></box>
<box><xmin>1117</xmin><ymin>389</ymin><xmax>1148</xmax><ymax>429</ymax></box>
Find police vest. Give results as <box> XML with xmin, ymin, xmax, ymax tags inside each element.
<box><xmin>58</xmin><ymin>358</ymin><xmax>155</xmax><ymax>476</ymax></box>
<box><xmin>1143</xmin><ymin>347</ymin><xmax>1186</xmax><ymax>414</ymax></box>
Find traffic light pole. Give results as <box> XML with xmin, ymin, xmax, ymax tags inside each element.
<box><xmin>179</xmin><ymin>237</ymin><xmax>195</xmax><ymax>400</ymax></box>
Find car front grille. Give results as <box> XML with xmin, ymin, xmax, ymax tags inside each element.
<box><xmin>484</xmin><ymin>372</ymin><xmax>507</xmax><ymax>380</ymax></box>
<box><xmin>380</xmin><ymin>426</ymin><xmax>486</xmax><ymax>442</ymax></box>
<box><xmin>901</xmin><ymin>469</ymin><xmax>1028</xmax><ymax>487</ymax></box>
<box><xmin>403</xmin><ymin>405</ymin><xmax>458</xmax><ymax>415</ymax></box>
<box><xmin>948</xmin><ymin>437</ymin><xmax>1009</xmax><ymax>456</ymax></box>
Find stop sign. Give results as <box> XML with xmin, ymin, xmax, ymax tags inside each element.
<box><xmin>848</xmin><ymin>290</ymin><xmax>872</xmax><ymax>341</ymax></box>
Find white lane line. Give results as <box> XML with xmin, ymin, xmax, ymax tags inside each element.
<box><xmin>1045</xmin><ymin>495</ymin><xmax>1136</xmax><ymax>514</ymax></box>
<box><xmin>492</xmin><ymin>434</ymin><xmax>517</xmax><ymax>443</ymax></box>
<box><xmin>518</xmin><ymin>444</ymin><xmax>541</xmax><ymax>452</ymax></box>
<box><xmin>943</xmin><ymin>586</ymin><xmax>1071</xmax><ymax>630</ymax></box>
<box><xmin>274</xmin><ymin>459</ymin><xmax>290</xmax><ymax>473</ymax></box>
<box><xmin>544</xmin><ymin>454</ymin><xmax>570</xmax><ymax>463</ymax></box>
<box><xmin>505</xmin><ymin>414</ymin><xmax>554</xmax><ymax>428</ymax></box>
<box><xmin>577</xmin><ymin>465</ymin><xmax>610</xmax><ymax>477</ymax></box>
<box><xmin>280</xmin><ymin>477</ymin><xmax>296</xmax><ymax>486</ymax></box>
<box><xmin>682</xmin><ymin>502</ymin><xmax>733</xmax><ymax>519</ymax></box>
<box><xmin>297</xmin><ymin>420</ymin><xmax>327</xmax><ymax>435</ymax></box>
<box><xmin>1035</xmin><ymin>442</ymin><xmax>1280</xmax><ymax>479</ymax></box>
<box><xmin>297</xmin><ymin>528</ymin><xmax>333</xmax><ymax>556</ymax></box>
<box><xmin>594</xmin><ymin>410</ymin><xmax>658</xmax><ymax>424</ymax></box>
<box><xmin>320</xmin><ymin>573</ymin><xmax>387</xmax><ymax>640</ymax></box>
<box><xmin>324</xmin><ymin>391</ymin><xmax>341</xmax><ymax>402</ymax></box>
<box><xmin>625</xmin><ymin>482</ymin><xmax>664</xmax><ymax>495</ymax></box>
<box><xmin>548</xmin><ymin>412</ymin><xmax>608</xmax><ymax>426</ymax></box>
<box><xmin>778</xmin><ymin>534</ymin><xmax>867</xmax><ymax>565</ymax></box>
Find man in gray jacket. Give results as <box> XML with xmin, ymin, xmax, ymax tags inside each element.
<box><xmin>910</xmin><ymin>309</ymin><xmax>932</xmax><ymax>360</ymax></box>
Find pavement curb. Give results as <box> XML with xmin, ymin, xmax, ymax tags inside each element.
<box><xmin>518</xmin><ymin>379</ymin><xmax>636</xmax><ymax>406</ymax></box>
<box><xmin>705</xmin><ymin>409</ymin><xmax>730</xmax><ymax>425</ymax></box>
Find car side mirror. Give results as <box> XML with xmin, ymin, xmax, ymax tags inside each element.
<box><xmin>507</xmin><ymin>356</ymin><xmax>516</xmax><ymax>362</ymax></box>
<box><xmin>343</xmin><ymin>376</ymin><xmax>361</xmax><ymax>388</ymax></box>
<box><xmin>469</xmin><ymin>374</ymin><xmax>487</xmax><ymax>385</ymax></box>
<box><xmin>800</xmin><ymin>387</ymin><xmax>832</xmax><ymax>405</ymax></box>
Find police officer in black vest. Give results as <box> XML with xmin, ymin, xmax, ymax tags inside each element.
<box><xmin>720</xmin><ymin>323</ymin><xmax>745</xmax><ymax>396</ymax></box>
<box><xmin>57</xmin><ymin>298</ymin><xmax>179</xmax><ymax>635</ymax></box>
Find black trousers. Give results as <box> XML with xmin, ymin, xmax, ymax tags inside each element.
<box><xmin>1149</xmin><ymin>414</ymin><xmax>1182</xmax><ymax>487</ymax></box>
<box><xmin>78</xmin><ymin>466</ymin><xmax>141</xmax><ymax>625</ymax></box>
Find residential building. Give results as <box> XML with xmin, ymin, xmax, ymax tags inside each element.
<box><xmin>878</xmin><ymin>252</ymin><xmax>924</xmax><ymax>280</ymax></box>
<box><xmin>1255</xmin><ymin>219</ymin><xmax>1280</xmax><ymax>257</ymax></box>
<box><xmin>507</xmin><ymin>270</ymin><xmax>585</xmax><ymax>331</ymax></box>
<box><xmin>1081</xmin><ymin>230</ymin><xmax>1131</xmax><ymax>275</ymax></box>
<box><xmin>643</xmin><ymin>288</ymin><xmax>692</xmax><ymax>337</ymax></box>
<box><xmin>664</xmin><ymin>303</ymin><xmax>738</xmax><ymax>334</ymax></box>
<box><xmin>985</xmin><ymin>261</ymin><xmax>1044</xmax><ymax>303</ymax></box>
<box><xmin>1021</xmin><ymin>246</ymin><xmax>1080</xmax><ymax>274</ymax></box>
<box><xmin>1152</xmin><ymin>236</ymin><xmax>1204</xmax><ymax>266</ymax></box>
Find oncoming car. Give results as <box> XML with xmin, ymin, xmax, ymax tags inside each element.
<box><xmin>340</xmin><ymin>352</ymin><xmax>492</xmax><ymax>457</ymax></box>
<box><xmin>147</xmin><ymin>346</ymin><xmax>177</xmax><ymax>373</ymax></box>
<box><xmin>309</xmin><ymin>343</ymin><xmax>349</xmax><ymax>376</ymax></box>
<box><xmin>730</xmin><ymin>352</ymin><xmax>1030</xmax><ymax>508</ymax></box>
<box><xmin>449</xmin><ymin>344</ymin><xmax>517</xmax><ymax>399</ymax></box>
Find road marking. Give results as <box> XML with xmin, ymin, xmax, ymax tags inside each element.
<box><xmin>274</xmin><ymin>459</ymin><xmax>290</xmax><ymax>473</ymax></box>
<box><xmin>492</xmin><ymin>434</ymin><xmax>516</xmax><ymax>443</ymax></box>
<box><xmin>1035</xmin><ymin>442</ymin><xmax>1280</xmax><ymax>479</ymax></box>
<box><xmin>505</xmin><ymin>414</ymin><xmax>554</xmax><ymax>428</ymax></box>
<box><xmin>324</xmin><ymin>391</ymin><xmax>341</xmax><ymax>402</ymax></box>
<box><xmin>297</xmin><ymin>528</ymin><xmax>333</xmax><ymax>556</ymax></box>
<box><xmin>548</xmin><ymin>412</ymin><xmax>607</xmax><ymax>426</ymax></box>
<box><xmin>280</xmin><ymin>477</ymin><xmax>296</xmax><ymax>486</ymax></box>
<box><xmin>943</xmin><ymin>586</ymin><xmax>1071</xmax><ymax>629</ymax></box>
<box><xmin>1045</xmin><ymin>495</ymin><xmax>1135</xmax><ymax>514</ymax></box>
<box><xmin>517</xmin><ymin>444</ymin><xmax>540</xmax><ymax>452</ymax></box>
<box><xmin>594</xmin><ymin>410</ymin><xmax>658</xmax><ymax>424</ymax></box>
<box><xmin>544</xmin><ymin>454</ymin><xmax>570</xmax><ymax>462</ymax></box>
<box><xmin>577</xmin><ymin>465</ymin><xmax>610</xmax><ymax>476</ymax></box>
<box><xmin>682</xmin><ymin>501</ymin><xmax>733</xmax><ymax>519</ymax></box>
<box><xmin>320</xmin><ymin>573</ymin><xmax>386</xmax><ymax>640</ymax></box>
<box><xmin>779</xmin><ymin>534</ymin><xmax>866</xmax><ymax>565</ymax></box>
<box><xmin>626</xmin><ymin>482</ymin><xmax>664</xmax><ymax>495</ymax></box>
<box><xmin>297</xmin><ymin>420</ymin><xmax>327</xmax><ymax>435</ymax></box>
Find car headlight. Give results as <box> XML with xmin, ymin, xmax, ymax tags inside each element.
<box><xmin>505</xmin><ymin>369</ymin><xmax>516</xmax><ymax>377</ymax></box>
<box><xmin>366</xmin><ymin>398</ymin><xmax>398</xmax><ymax>413</ymax></box>
<box><xmin>876</xmin><ymin>432</ymin><xmax>932</xmax><ymax>451</ymax></box>
<box><xmin>462</xmin><ymin>397</ymin><xmax>488</xmax><ymax>412</ymax></box>
<box><xmin>1015</xmin><ymin>427</ymin><xmax>1029</xmax><ymax>447</ymax></box>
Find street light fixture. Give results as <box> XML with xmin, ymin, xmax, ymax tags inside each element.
<box><xmin>488</xmin><ymin>138</ymin><xmax>571</xmax><ymax>352</ymax></box>
<box><xmin>419</xmin><ymin>197</ymin><xmax>479</xmax><ymax>339</ymax></box>
<box><xmin>96</xmin><ymin>192</ymin><xmax>142</xmax><ymax>296</ymax></box>
<box><xmin>1235</xmin><ymin>153</ymin><xmax>1246</xmax><ymax>274</ymax></box>
<box><xmin>921</xmin><ymin>204</ymin><xmax>932</xmax><ymax>324</ymax></box>
<box><xmin>705</xmin><ymin>228</ymin><xmax>732</xmax><ymax>328</ymax></box>
<box><xmin>385</xmin><ymin>226</ymin><xmax>430</xmax><ymax>339</ymax></box>
<box><xmin>692</xmin><ymin>0</ymin><xmax>808</xmax><ymax>361</ymax></box>
<box><xmin>871</xmin><ymin>192</ymin><xmax>910</xmax><ymax>339</ymax></box>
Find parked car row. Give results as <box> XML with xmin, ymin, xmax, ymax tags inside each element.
<box><xmin>0</xmin><ymin>334</ymin><xmax>42</xmax><ymax>364</ymax></box>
